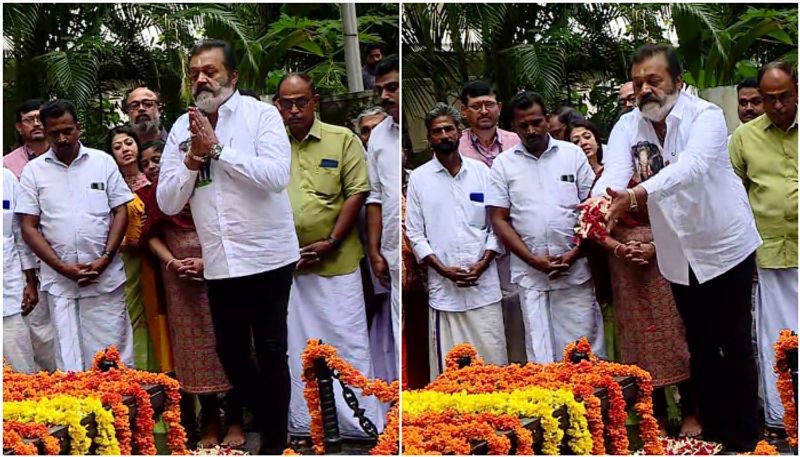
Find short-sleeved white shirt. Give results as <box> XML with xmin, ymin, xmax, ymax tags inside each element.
<box><xmin>406</xmin><ymin>155</ymin><xmax>503</xmax><ymax>311</ymax></box>
<box><xmin>486</xmin><ymin>136</ymin><xmax>595</xmax><ymax>291</ymax></box>
<box><xmin>15</xmin><ymin>144</ymin><xmax>133</xmax><ymax>298</ymax></box>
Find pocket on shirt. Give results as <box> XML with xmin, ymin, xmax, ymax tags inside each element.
<box><xmin>3</xmin><ymin>209</ymin><xmax>12</xmax><ymax>238</ymax></box>
<box><xmin>466</xmin><ymin>201</ymin><xmax>487</xmax><ymax>228</ymax></box>
<box><xmin>312</xmin><ymin>168</ymin><xmax>341</xmax><ymax>197</ymax></box>
<box><xmin>554</xmin><ymin>181</ymin><xmax>579</xmax><ymax>207</ymax></box>
<box><xmin>85</xmin><ymin>189</ymin><xmax>110</xmax><ymax>215</ymax></box>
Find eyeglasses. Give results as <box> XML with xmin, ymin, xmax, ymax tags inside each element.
<box><xmin>467</xmin><ymin>101</ymin><xmax>498</xmax><ymax>112</ymax></box>
<box><xmin>127</xmin><ymin>99</ymin><xmax>158</xmax><ymax>111</ymax></box>
<box><xmin>763</xmin><ymin>92</ymin><xmax>795</xmax><ymax>105</ymax></box>
<box><xmin>276</xmin><ymin>97</ymin><xmax>310</xmax><ymax>111</ymax></box>
<box><xmin>20</xmin><ymin>115</ymin><xmax>41</xmax><ymax>126</ymax></box>
<box><xmin>375</xmin><ymin>82</ymin><xmax>399</xmax><ymax>96</ymax></box>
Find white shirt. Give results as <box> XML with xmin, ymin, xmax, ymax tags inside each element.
<box><xmin>366</xmin><ymin>117</ymin><xmax>400</xmax><ymax>271</ymax></box>
<box><xmin>157</xmin><ymin>91</ymin><xmax>300</xmax><ymax>280</ymax></box>
<box><xmin>3</xmin><ymin>169</ymin><xmax>36</xmax><ymax>316</ymax></box>
<box><xmin>16</xmin><ymin>145</ymin><xmax>133</xmax><ymax>298</ymax></box>
<box><xmin>593</xmin><ymin>91</ymin><xmax>761</xmax><ymax>285</ymax></box>
<box><xmin>406</xmin><ymin>155</ymin><xmax>503</xmax><ymax>311</ymax></box>
<box><xmin>486</xmin><ymin>136</ymin><xmax>595</xmax><ymax>291</ymax></box>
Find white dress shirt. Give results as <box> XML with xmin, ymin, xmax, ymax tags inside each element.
<box><xmin>486</xmin><ymin>136</ymin><xmax>595</xmax><ymax>291</ymax></box>
<box><xmin>157</xmin><ymin>90</ymin><xmax>300</xmax><ymax>280</ymax></box>
<box><xmin>4</xmin><ymin>169</ymin><xmax>37</xmax><ymax>316</ymax></box>
<box><xmin>592</xmin><ymin>91</ymin><xmax>762</xmax><ymax>285</ymax></box>
<box><xmin>406</xmin><ymin>154</ymin><xmax>503</xmax><ymax>311</ymax></box>
<box><xmin>366</xmin><ymin>116</ymin><xmax>400</xmax><ymax>271</ymax></box>
<box><xmin>16</xmin><ymin>145</ymin><xmax>133</xmax><ymax>299</ymax></box>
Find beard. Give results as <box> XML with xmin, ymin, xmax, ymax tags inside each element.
<box><xmin>639</xmin><ymin>87</ymin><xmax>680</xmax><ymax>122</ymax></box>
<box><xmin>194</xmin><ymin>80</ymin><xmax>235</xmax><ymax>113</ymax></box>
<box><xmin>432</xmin><ymin>139</ymin><xmax>459</xmax><ymax>154</ymax></box>
<box><xmin>133</xmin><ymin>115</ymin><xmax>160</xmax><ymax>136</ymax></box>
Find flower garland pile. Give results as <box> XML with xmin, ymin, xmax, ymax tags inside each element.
<box><xmin>402</xmin><ymin>388</ymin><xmax>592</xmax><ymax>454</ymax></box>
<box><xmin>298</xmin><ymin>339</ymin><xmax>399</xmax><ymax>455</ymax></box>
<box><xmin>4</xmin><ymin>395</ymin><xmax>120</xmax><ymax>455</ymax></box>
<box><xmin>2</xmin><ymin>346</ymin><xmax>188</xmax><ymax>455</ymax></box>
<box><xmin>633</xmin><ymin>437</ymin><xmax>722</xmax><ymax>455</ymax></box>
<box><xmin>574</xmin><ymin>196</ymin><xmax>611</xmax><ymax>242</ymax></box>
<box><xmin>403</xmin><ymin>411</ymin><xmax>532</xmax><ymax>455</ymax></box>
<box><xmin>773</xmin><ymin>329</ymin><xmax>798</xmax><ymax>448</ymax></box>
<box><xmin>413</xmin><ymin>338</ymin><xmax>663</xmax><ymax>455</ymax></box>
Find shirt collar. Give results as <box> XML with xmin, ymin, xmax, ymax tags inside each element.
<box><xmin>432</xmin><ymin>153</ymin><xmax>466</xmax><ymax>177</ymax></box>
<box><xmin>288</xmin><ymin>116</ymin><xmax>322</xmax><ymax>144</ymax></box>
<box><xmin>764</xmin><ymin>111</ymin><xmax>798</xmax><ymax>132</ymax></box>
<box><xmin>218</xmin><ymin>89</ymin><xmax>242</xmax><ymax>114</ymax></box>
<box><xmin>467</xmin><ymin>128</ymin><xmax>501</xmax><ymax>149</ymax></box>
<box><xmin>43</xmin><ymin>142</ymin><xmax>90</xmax><ymax>166</ymax></box>
<box><xmin>514</xmin><ymin>134</ymin><xmax>558</xmax><ymax>159</ymax></box>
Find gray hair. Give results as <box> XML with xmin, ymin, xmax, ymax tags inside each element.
<box><xmin>424</xmin><ymin>102</ymin><xmax>462</xmax><ymax>130</ymax></box>
<box><xmin>356</xmin><ymin>106</ymin><xmax>386</xmax><ymax>124</ymax></box>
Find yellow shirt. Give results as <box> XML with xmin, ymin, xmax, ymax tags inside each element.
<box><xmin>287</xmin><ymin>118</ymin><xmax>371</xmax><ymax>276</ymax></box>
<box><xmin>729</xmin><ymin>113</ymin><xmax>798</xmax><ymax>268</ymax></box>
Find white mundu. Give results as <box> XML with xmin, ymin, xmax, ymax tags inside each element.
<box><xmin>16</xmin><ymin>145</ymin><xmax>135</xmax><ymax>371</ymax></box>
<box><xmin>406</xmin><ymin>154</ymin><xmax>507</xmax><ymax>376</ymax></box>
<box><xmin>486</xmin><ymin>137</ymin><xmax>605</xmax><ymax>362</ymax></box>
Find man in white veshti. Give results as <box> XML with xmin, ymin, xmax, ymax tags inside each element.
<box><xmin>16</xmin><ymin>99</ymin><xmax>135</xmax><ymax>371</ymax></box>
<box><xmin>406</xmin><ymin>103</ymin><xmax>508</xmax><ymax>379</ymax></box>
<box><xmin>596</xmin><ymin>43</ymin><xmax>762</xmax><ymax>452</ymax></box>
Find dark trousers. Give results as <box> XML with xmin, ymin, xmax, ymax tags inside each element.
<box><xmin>207</xmin><ymin>263</ymin><xmax>295</xmax><ymax>452</ymax></box>
<box><xmin>670</xmin><ymin>253</ymin><xmax>760</xmax><ymax>452</ymax></box>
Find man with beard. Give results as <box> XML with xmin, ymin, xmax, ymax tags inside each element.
<box><xmin>597</xmin><ymin>44</ymin><xmax>762</xmax><ymax>452</ymax></box>
<box><xmin>729</xmin><ymin>61</ymin><xmax>797</xmax><ymax>440</ymax></box>
<box><xmin>487</xmin><ymin>91</ymin><xmax>605</xmax><ymax>364</ymax></box>
<box><xmin>16</xmin><ymin>99</ymin><xmax>135</xmax><ymax>371</ymax></box>
<box><xmin>274</xmin><ymin>73</ymin><xmax>382</xmax><ymax>439</ymax></box>
<box><xmin>457</xmin><ymin>80</ymin><xmax>520</xmax><ymax>167</ymax></box>
<box><xmin>126</xmin><ymin>87</ymin><xmax>168</xmax><ymax>144</ymax></box>
<box><xmin>157</xmin><ymin>39</ymin><xmax>299</xmax><ymax>454</ymax></box>
<box><xmin>366</xmin><ymin>54</ymin><xmax>401</xmax><ymax>369</ymax></box>
<box><xmin>3</xmin><ymin>99</ymin><xmax>58</xmax><ymax>374</ymax></box>
<box><xmin>362</xmin><ymin>44</ymin><xmax>384</xmax><ymax>90</ymax></box>
<box><xmin>406</xmin><ymin>103</ymin><xmax>507</xmax><ymax>378</ymax></box>
<box><xmin>5</xmin><ymin>100</ymin><xmax>50</xmax><ymax>178</ymax></box>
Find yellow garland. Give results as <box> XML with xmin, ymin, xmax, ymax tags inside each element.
<box><xmin>402</xmin><ymin>387</ymin><xmax>593</xmax><ymax>455</ymax></box>
<box><xmin>3</xmin><ymin>395</ymin><xmax>121</xmax><ymax>455</ymax></box>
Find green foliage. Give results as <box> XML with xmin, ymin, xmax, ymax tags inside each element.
<box><xmin>402</xmin><ymin>3</ymin><xmax>798</xmax><ymax>135</ymax></box>
<box><xmin>3</xmin><ymin>3</ymin><xmax>398</xmax><ymax>152</ymax></box>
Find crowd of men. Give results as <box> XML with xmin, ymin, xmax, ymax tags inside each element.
<box><xmin>404</xmin><ymin>43</ymin><xmax>797</xmax><ymax>452</ymax></box>
<box><xmin>3</xmin><ymin>39</ymin><xmax>400</xmax><ymax>453</ymax></box>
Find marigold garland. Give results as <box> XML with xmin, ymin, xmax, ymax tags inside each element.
<box><xmin>3</xmin><ymin>346</ymin><xmax>189</xmax><ymax>455</ymax></box>
<box><xmin>414</xmin><ymin>339</ymin><xmax>664</xmax><ymax>455</ymax></box>
<box><xmin>3</xmin><ymin>395</ymin><xmax>120</xmax><ymax>455</ymax></box>
<box><xmin>300</xmin><ymin>339</ymin><xmax>399</xmax><ymax>455</ymax></box>
<box><xmin>774</xmin><ymin>329</ymin><xmax>798</xmax><ymax>448</ymax></box>
<box><xmin>4</xmin><ymin>421</ymin><xmax>60</xmax><ymax>455</ymax></box>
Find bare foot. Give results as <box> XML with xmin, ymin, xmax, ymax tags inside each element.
<box><xmin>679</xmin><ymin>415</ymin><xmax>702</xmax><ymax>438</ymax></box>
<box><xmin>222</xmin><ymin>423</ymin><xmax>246</xmax><ymax>448</ymax></box>
<box><xmin>197</xmin><ymin>421</ymin><xmax>221</xmax><ymax>449</ymax></box>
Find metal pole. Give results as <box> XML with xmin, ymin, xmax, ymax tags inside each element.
<box><xmin>341</xmin><ymin>3</ymin><xmax>364</xmax><ymax>93</ymax></box>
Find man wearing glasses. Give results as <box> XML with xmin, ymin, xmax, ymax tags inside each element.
<box><xmin>125</xmin><ymin>87</ymin><xmax>168</xmax><ymax>144</ymax></box>
<box><xmin>274</xmin><ymin>73</ymin><xmax>382</xmax><ymax>439</ymax></box>
<box><xmin>3</xmin><ymin>99</ymin><xmax>58</xmax><ymax>375</ymax></box>
<box><xmin>458</xmin><ymin>80</ymin><xmax>520</xmax><ymax>168</ymax></box>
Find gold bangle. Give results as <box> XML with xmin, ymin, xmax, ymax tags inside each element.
<box><xmin>166</xmin><ymin>259</ymin><xmax>177</xmax><ymax>272</ymax></box>
<box><xmin>627</xmin><ymin>188</ymin><xmax>638</xmax><ymax>212</ymax></box>
<box><xmin>613</xmin><ymin>244</ymin><xmax>624</xmax><ymax>258</ymax></box>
